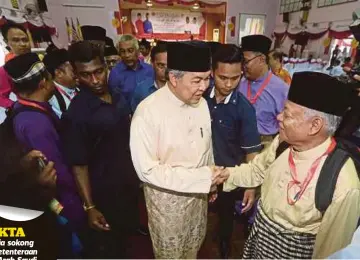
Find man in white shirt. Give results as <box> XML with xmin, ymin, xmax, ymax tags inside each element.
<box><xmin>130</xmin><ymin>41</ymin><xmax>222</xmax><ymax>258</ymax></box>
<box><xmin>43</xmin><ymin>49</ymin><xmax>77</xmax><ymax>118</ymax></box>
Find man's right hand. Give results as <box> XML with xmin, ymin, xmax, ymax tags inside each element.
<box><xmin>87</xmin><ymin>208</ymin><xmax>111</xmax><ymax>231</ymax></box>
<box><xmin>211</xmin><ymin>166</ymin><xmax>230</xmax><ymax>185</ymax></box>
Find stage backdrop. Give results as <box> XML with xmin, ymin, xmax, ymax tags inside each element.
<box><xmin>130</xmin><ymin>9</ymin><xmax>206</xmax><ymax>40</ymax></box>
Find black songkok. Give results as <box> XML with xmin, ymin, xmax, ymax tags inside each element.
<box><xmin>104</xmin><ymin>45</ymin><xmax>118</xmax><ymax>57</ymax></box>
<box><xmin>43</xmin><ymin>49</ymin><xmax>69</xmax><ymax>75</ymax></box>
<box><xmin>207</xmin><ymin>41</ymin><xmax>222</xmax><ymax>57</ymax></box>
<box><xmin>4</xmin><ymin>53</ymin><xmax>45</xmax><ymax>84</ymax></box>
<box><xmin>241</xmin><ymin>35</ymin><xmax>272</xmax><ymax>54</ymax></box>
<box><xmin>167</xmin><ymin>41</ymin><xmax>211</xmax><ymax>72</ymax></box>
<box><xmin>288</xmin><ymin>72</ymin><xmax>355</xmax><ymax>116</ymax></box>
<box><xmin>81</xmin><ymin>26</ymin><xmax>106</xmax><ymax>42</ymax></box>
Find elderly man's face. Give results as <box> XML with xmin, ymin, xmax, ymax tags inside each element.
<box><xmin>119</xmin><ymin>40</ymin><xmax>139</xmax><ymax>68</ymax></box>
<box><xmin>277</xmin><ymin>100</ymin><xmax>314</xmax><ymax>144</ymax></box>
<box><xmin>170</xmin><ymin>71</ymin><xmax>211</xmax><ymax>105</ymax></box>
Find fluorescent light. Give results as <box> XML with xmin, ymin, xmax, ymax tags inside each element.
<box><xmin>62</xmin><ymin>3</ymin><xmax>105</xmax><ymax>8</ymax></box>
<box><xmin>146</xmin><ymin>0</ymin><xmax>153</xmax><ymax>7</ymax></box>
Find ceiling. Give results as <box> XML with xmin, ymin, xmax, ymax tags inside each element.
<box><xmin>119</xmin><ymin>0</ymin><xmax>227</xmax><ymax>14</ymax></box>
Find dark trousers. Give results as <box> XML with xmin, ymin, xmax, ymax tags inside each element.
<box><xmin>218</xmin><ymin>188</ymin><xmax>250</xmax><ymax>242</ymax></box>
<box><xmin>81</xmin><ymin>186</ymin><xmax>139</xmax><ymax>259</ymax></box>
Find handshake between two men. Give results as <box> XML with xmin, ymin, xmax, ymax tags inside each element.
<box><xmin>208</xmin><ymin>166</ymin><xmax>231</xmax><ymax>203</ymax></box>
<box><xmin>211</xmin><ymin>166</ymin><xmax>230</xmax><ymax>185</ymax></box>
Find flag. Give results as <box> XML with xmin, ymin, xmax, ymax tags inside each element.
<box><xmin>65</xmin><ymin>18</ymin><xmax>72</xmax><ymax>43</ymax></box>
<box><xmin>76</xmin><ymin>18</ymin><xmax>83</xmax><ymax>41</ymax></box>
<box><xmin>71</xmin><ymin>18</ymin><xmax>79</xmax><ymax>42</ymax></box>
<box><xmin>10</xmin><ymin>0</ymin><xmax>19</xmax><ymax>9</ymax></box>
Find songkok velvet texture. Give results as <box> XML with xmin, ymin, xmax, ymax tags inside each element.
<box><xmin>288</xmin><ymin>72</ymin><xmax>354</xmax><ymax>116</ymax></box>
<box><xmin>81</xmin><ymin>26</ymin><xmax>106</xmax><ymax>42</ymax></box>
<box><xmin>241</xmin><ymin>35</ymin><xmax>272</xmax><ymax>55</ymax></box>
<box><xmin>167</xmin><ymin>41</ymin><xmax>211</xmax><ymax>72</ymax></box>
<box><xmin>43</xmin><ymin>49</ymin><xmax>69</xmax><ymax>76</ymax></box>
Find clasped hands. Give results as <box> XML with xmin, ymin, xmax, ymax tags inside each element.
<box><xmin>211</xmin><ymin>166</ymin><xmax>230</xmax><ymax>185</ymax></box>
<box><xmin>208</xmin><ymin>166</ymin><xmax>230</xmax><ymax>203</ymax></box>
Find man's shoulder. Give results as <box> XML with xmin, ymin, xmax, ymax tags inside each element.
<box><xmin>111</xmin><ymin>62</ymin><xmax>127</xmax><ymax>74</ymax></box>
<box><xmin>141</xmin><ymin>61</ymin><xmax>154</xmax><ymax>71</ymax></box>
<box><xmin>137</xmin><ymin>87</ymin><xmax>165</xmax><ymax>110</ymax></box>
<box><xmin>13</xmin><ymin>108</ymin><xmax>55</xmax><ymax>135</ymax></box>
<box><xmin>233</xmin><ymin>91</ymin><xmax>256</xmax><ymax>113</ymax></box>
<box><xmin>64</xmin><ymin>91</ymin><xmax>94</xmax><ymax>120</ymax></box>
<box><xmin>336</xmin><ymin>157</ymin><xmax>360</xmax><ymax>190</ymax></box>
<box><xmin>270</xmin><ymin>73</ymin><xmax>289</xmax><ymax>88</ymax></box>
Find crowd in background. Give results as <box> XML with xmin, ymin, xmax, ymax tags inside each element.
<box><xmin>0</xmin><ymin>19</ymin><xmax>359</xmax><ymax>260</ymax></box>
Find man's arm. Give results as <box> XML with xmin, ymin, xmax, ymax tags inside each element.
<box><xmin>222</xmin><ymin>136</ymin><xmax>280</xmax><ymax>191</ymax></box>
<box><xmin>61</xmin><ymin>116</ymin><xmax>111</xmax><ymax>231</ymax></box>
<box><xmin>130</xmin><ymin>110</ymin><xmax>215</xmax><ymax>194</ymax></box>
<box><xmin>18</xmin><ymin>114</ymin><xmax>74</xmax><ymax>190</ymax></box>
<box><xmin>72</xmin><ymin>165</ymin><xmax>110</xmax><ymax>231</ymax></box>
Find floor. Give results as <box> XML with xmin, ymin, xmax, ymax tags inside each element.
<box><xmin>127</xmin><ymin>194</ymin><xmax>247</xmax><ymax>259</ymax></box>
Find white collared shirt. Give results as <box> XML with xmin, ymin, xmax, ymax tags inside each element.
<box><xmin>48</xmin><ymin>81</ymin><xmax>77</xmax><ymax>118</ymax></box>
<box><xmin>209</xmin><ymin>86</ymin><xmax>233</xmax><ymax>104</ymax></box>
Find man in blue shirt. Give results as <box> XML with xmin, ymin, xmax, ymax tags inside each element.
<box><xmin>131</xmin><ymin>41</ymin><xmax>167</xmax><ymax>112</ymax></box>
<box><xmin>143</xmin><ymin>13</ymin><xmax>153</xmax><ymax>34</ymax></box>
<box><xmin>108</xmin><ymin>34</ymin><xmax>154</xmax><ymax>113</ymax></box>
<box><xmin>204</xmin><ymin>44</ymin><xmax>262</xmax><ymax>258</ymax></box>
<box><xmin>62</xmin><ymin>41</ymin><xmax>140</xmax><ymax>258</ymax></box>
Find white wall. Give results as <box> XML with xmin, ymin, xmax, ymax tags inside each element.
<box><xmin>226</xmin><ymin>0</ymin><xmax>280</xmax><ymax>44</ymax></box>
<box><xmin>275</xmin><ymin>0</ymin><xmax>359</xmax><ymax>27</ymax></box>
<box><xmin>45</xmin><ymin>0</ymin><xmax>120</xmax><ymax>48</ymax></box>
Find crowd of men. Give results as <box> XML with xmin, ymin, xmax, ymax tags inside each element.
<box><xmin>0</xmin><ymin>20</ymin><xmax>359</xmax><ymax>260</ymax></box>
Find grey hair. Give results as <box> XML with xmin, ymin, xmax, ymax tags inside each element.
<box><xmin>253</xmin><ymin>51</ymin><xmax>269</xmax><ymax>65</ymax></box>
<box><xmin>304</xmin><ymin>108</ymin><xmax>342</xmax><ymax>135</ymax></box>
<box><xmin>165</xmin><ymin>69</ymin><xmax>185</xmax><ymax>80</ymax></box>
<box><xmin>117</xmin><ymin>34</ymin><xmax>139</xmax><ymax>50</ymax></box>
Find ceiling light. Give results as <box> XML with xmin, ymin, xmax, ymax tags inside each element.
<box><xmin>192</xmin><ymin>3</ymin><xmax>200</xmax><ymax>9</ymax></box>
<box><xmin>146</xmin><ymin>0</ymin><xmax>153</xmax><ymax>7</ymax></box>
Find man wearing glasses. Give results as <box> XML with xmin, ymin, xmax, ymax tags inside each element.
<box><xmin>238</xmin><ymin>35</ymin><xmax>289</xmax><ymax>149</ymax></box>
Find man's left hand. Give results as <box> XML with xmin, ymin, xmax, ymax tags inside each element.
<box><xmin>241</xmin><ymin>189</ymin><xmax>256</xmax><ymax>214</ymax></box>
<box><xmin>209</xmin><ymin>185</ymin><xmax>217</xmax><ymax>203</ymax></box>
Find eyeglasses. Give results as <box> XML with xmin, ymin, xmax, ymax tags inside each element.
<box><xmin>242</xmin><ymin>55</ymin><xmax>262</xmax><ymax>66</ymax></box>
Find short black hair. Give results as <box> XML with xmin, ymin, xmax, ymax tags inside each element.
<box><xmin>212</xmin><ymin>44</ymin><xmax>242</xmax><ymax>70</ymax></box>
<box><xmin>12</xmin><ymin>71</ymin><xmax>50</xmax><ymax>95</ymax></box>
<box><xmin>146</xmin><ymin>13</ymin><xmax>149</xmax><ymax>16</ymax></box>
<box><xmin>137</xmin><ymin>13</ymin><xmax>141</xmax><ymax>16</ymax></box>
<box><xmin>344</xmin><ymin>57</ymin><xmax>351</xmax><ymax>63</ymax></box>
<box><xmin>1</xmin><ymin>21</ymin><xmax>27</xmax><ymax>41</ymax></box>
<box><xmin>139</xmin><ymin>39</ymin><xmax>151</xmax><ymax>49</ymax></box>
<box><xmin>334</xmin><ymin>59</ymin><xmax>341</xmax><ymax>66</ymax></box>
<box><xmin>151</xmin><ymin>42</ymin><xmax>167</xmax><ymax>62</ymax></box>
<box><xmin>269</xmin><ymin>50</ymin><xmax>284</xmax><ymax>63</ymax></box>
<box><xmin>68</xmin><ymin>41</ymin><xmax>105</xmax><ymax>68</ymax></box>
